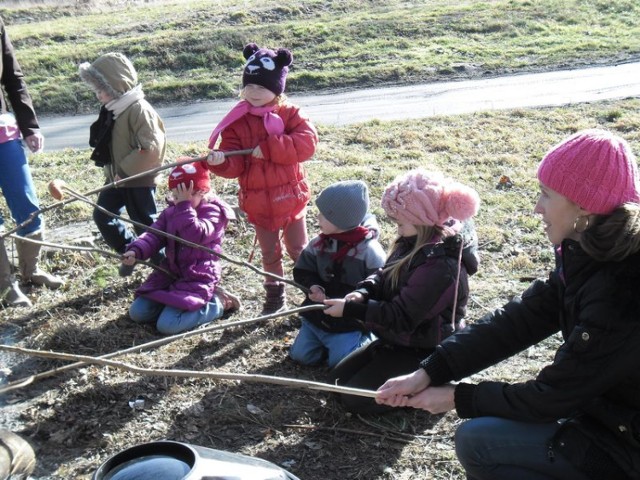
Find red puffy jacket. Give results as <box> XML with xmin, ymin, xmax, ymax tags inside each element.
<box><xmin>208</xmin><ymin>103</ymin><xmax>318</xmax><ymax>230</ymax></box>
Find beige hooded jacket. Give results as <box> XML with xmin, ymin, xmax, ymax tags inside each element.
<box><xmin>79</xmin><ymin>53</ymin><xmax>166</xmax><ymax>187</ymax></box>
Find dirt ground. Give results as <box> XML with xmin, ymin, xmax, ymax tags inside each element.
<box><xmin>0</xmin><ymin>211</ymin><xmax>559</xmax><ymax>480</ymax></box>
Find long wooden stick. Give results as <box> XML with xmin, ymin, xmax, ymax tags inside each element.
<box><xmin>61</xmin><ymin>185</ymin><xmax>309</xmax><ymax>293</ymax></box>
<box><xmin>7</xmin><ymin>233</ymin><xmax>175</xmax><ymax>278</ymax></box>
<box><xmin>0</xmin><ymin>344</ymin><xmax>377</xmax><ymax>399</ymax></box>
<box><xmin>0</xmin><ymin>305</ymin><xmax>325</xmax><ymax>394</ymax></box>
<box><xmin>0</xmin><ymin>149</ymin><xmax>253</xmax><ymax>240</ymax></box>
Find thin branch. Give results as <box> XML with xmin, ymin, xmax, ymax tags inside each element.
<box><xmin>0</xmin><ymin>149</ymin><xmax>253</xmax><ymax>239</ymax></box>
<box><xmin>282</xmin><ymin>424</ymin><xmax>413</xmax><ymax>443</ymax></box>
<box><xmin>0</xmin><ymin>344</ymin><xmax>378</xmax><ymax>398</ymax></box>
<box><xmin>7</xmin><ymin>233</ymin><xmax>174</xmax><ymax>278</ymax></box>
<box><xmin>0</xmin><ymin>304</ymin><xmax>325</xmax><ymax>394</ymax></box>
<box><xmin>61</xmin><ymin>185</ymin><xmax>309</xmax><ymax>293</ymax></box>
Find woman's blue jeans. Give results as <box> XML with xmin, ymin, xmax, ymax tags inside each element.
<box><xmin>129</xmin><ymin>296</ymin><xmax>223</xmax><ymax>335</ymax></box>
<box><xmin>455</xmin><ymin>417</ymin><xmax>590</xmax><ymax>480</ymax></box>
<box><xmin>0</xmin><ymin>139</ymin><xmax>41</xmax><ymax>236</ymax></box>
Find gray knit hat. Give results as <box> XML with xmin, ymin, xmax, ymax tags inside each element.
<box><xmin>315</xmin><ymin>180</ymin><xmax>370</xmax><ymax>231</ymax></box>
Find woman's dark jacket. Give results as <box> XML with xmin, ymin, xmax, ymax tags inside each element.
<box><xmin>422</xmin><ymin>239</ymin><xmax>640</xmax><ymax>477</ymax></box>
<box><xmin>344</xmin><ymin>221</ymin><xmax>479</xmax><ymax>350</ymax></box>
<box><xmin>0</xmin><ymin>17</ymin><xmax>39</xmax><ymax>137</ymax></box>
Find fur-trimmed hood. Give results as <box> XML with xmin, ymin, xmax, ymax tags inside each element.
<box><xmin>79</xmin><ymin>52</ymin><xmax>138</xmax><ymax>98</ymax></box>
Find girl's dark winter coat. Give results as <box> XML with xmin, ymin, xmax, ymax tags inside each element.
<box><xmin>422</xmin><ymin>239</ymin><xmax>640</xmax><ymax>477</ymax></box>
<box><xmin>344</xmin><ymin>222</ymin><xmax>479</xmax><ymax>350</ymax></box>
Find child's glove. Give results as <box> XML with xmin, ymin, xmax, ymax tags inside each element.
<box><xmin>206</xmin><ymin>150</ymin><xmax>225</xmax><ymax>166</ymax></box>
<box><xmin>121</xmin><ymin>250</ymin><xmax>137</xmax><ymax>266</ymax></box>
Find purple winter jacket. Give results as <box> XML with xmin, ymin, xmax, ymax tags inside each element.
<box><xmin>126</xmin><ymin>196</ymin><xmax>234</xmax><ymax>311</ymax></box>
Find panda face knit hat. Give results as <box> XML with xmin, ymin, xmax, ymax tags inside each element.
<box><xmin>316</xmin><ymin>180</ymin><xmax>370</xmax><ymax>231</ymax></box>
<box><xmin>241</xmin><ymin>43</ymin><xmax>293</xmax><ymax>96</ymax></box>
<box><xmin>537</xmin><ymin>129</ymin><xmax>640</xmax><ymax>215</ymax></box>
<box><xmin>381</xmin><ymin>169</ymin><xmax>480</xmax><ymax>228</ymax></box>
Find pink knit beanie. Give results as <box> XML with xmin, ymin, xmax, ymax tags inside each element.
<box><xmin>537</xmin><ymin>129</ymin><xmax>640</xmax><ymax>215</ymax></box>
<box><xmin>381</xmin><ymin>169</ymin><xmax>480</xmax><ymax>228</ymax></box>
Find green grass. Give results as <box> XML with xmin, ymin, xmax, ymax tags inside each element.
<box><xmin>5</xmin><ymin>96</ymin><xmax>639</xmax><ymax>478</ymax></box>
<box><xmin>18</xmin><ymin>96</ymin><xmax>640</xmax><ymax>306</ymax></box>
<box><xmin>2</xmin><ymin>0</ymin><xmax>640</xmax><ymax>113</ymax></box>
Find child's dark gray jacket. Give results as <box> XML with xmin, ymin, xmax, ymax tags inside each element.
<box><xmin>293</xmin><ymin>214</ymin><xmax>386</xmax><ymax>333</ymax></box>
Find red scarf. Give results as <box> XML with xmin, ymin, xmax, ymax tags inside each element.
<box><xmin>208</xmin><ymin>100</ymin><xmax>285</xmax><ymax>149</ymax></box>
<box><xmin>315</xmin><ymin>226</ymin><xmax>370</xmax><ymax>263</ymax></box>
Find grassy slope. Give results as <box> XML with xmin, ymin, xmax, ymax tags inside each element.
<box><xmin>1</xmin><ymin>0</ymin><xmax>639</xmax><ymax>113</ymax></box>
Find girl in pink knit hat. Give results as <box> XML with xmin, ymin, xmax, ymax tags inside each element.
<box><xmin>377</xmin><ymin>129</ymin><xmax>640</xmax><ymax>480</ymax></box>
<box><xmin>323</xmin><ymin>168</ymin><xmax>480</xmax><ymax>414</ymax></box>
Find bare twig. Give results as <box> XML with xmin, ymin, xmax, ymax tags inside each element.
<box><xmin>7</xmin><ymin>233</ymin><xmax>175</xmax><ymax>278</ymax></box>
<box><xmin>61</xmin><ymin>185</ymin><xmax>309</xmax><ymax>293</ymax></box>
<box><xmin>0</xmin><ymin>149</ymin><xmax>253</xmax><ymax>240</ymax></box>
<box><xmin>0</xmin><ymin>304</ymin><xmax>325</xmax><ymax>394</ymax></box>
<box><xmin>0</xmin><ymin>344</ymin><xmax>378</xmax><ymax>398</ymax></box>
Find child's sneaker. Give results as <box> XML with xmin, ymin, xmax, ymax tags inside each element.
<box><xmin>216</xmin><ymin>286</ymin><xmax>242</xmax><ymax>313</ymax></box>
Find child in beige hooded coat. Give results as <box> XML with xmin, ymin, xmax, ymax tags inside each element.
<box><xmin>79</xmin><ymin>52</ymin><xmax>166</xmax><ymax>275</ymax></box>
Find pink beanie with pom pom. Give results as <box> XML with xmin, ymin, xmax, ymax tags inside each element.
<box><xmin>381</xmin><ymin>169</ymin><xmax>480</xmax><ymax>228</ymax></box>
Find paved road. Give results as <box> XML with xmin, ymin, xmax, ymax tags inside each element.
<box><xmin>40</xmin><ymin>61</ymin><xmax>640</xmax><ymax>151</ymax></box>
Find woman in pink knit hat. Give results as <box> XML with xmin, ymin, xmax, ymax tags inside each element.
<box><xmin>377</xmin><ymin>129</ymin><xmax>640</xmax><ymax>480</ymax></box>
<box><xmin>324</xmin><ymin>168</ymin><xmax>481</xmax><ymax>414</ymax></box>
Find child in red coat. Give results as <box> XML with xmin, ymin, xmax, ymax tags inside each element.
<box><xmin>206</xmin><ymin>43</ymin><xmax>318</xmax><ymax>314</ymax></box>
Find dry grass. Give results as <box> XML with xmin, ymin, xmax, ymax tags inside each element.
<box><xmin>1</xmin><ymin>97</ymin><xmax>640</xmax><ymax>478</ymax></box>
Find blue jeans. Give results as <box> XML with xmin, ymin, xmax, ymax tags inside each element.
<box><xmin>0</xmin><ymin>139</ymin><xmax>41</xmax><ymax>236</ymax></box>
<box><xmin>455</xmin><ymin>417</ymin><xmax>590</xmax><ymax>480</ymax></box>
<box><xmin>93</xmin><ymin>185</ymin><xmax>158</xmax><ymax>253</ymax></box>
<box><xmin>289</xmin><ymin>318</ymin><xmax>374</xmax><ymax>368</ymax></box>
<box><xmin>129</xmin><ymin>296</ymin><xmax>224</xmax><ymax>335</ymax></box>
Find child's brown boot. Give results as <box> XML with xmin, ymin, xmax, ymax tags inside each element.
<box><xmin>261</xmin><ymin>282</ymin><xmax>286</xmax><ymax>315</ymax></box>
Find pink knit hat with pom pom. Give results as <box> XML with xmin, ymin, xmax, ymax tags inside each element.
<box><xmin>381</xmin><ymin>169</ymin><xmax>480</xmax><ymax>228</ymax></box>
<box><xmin>537</xmin><ymin>129</ymin><xmax>640</xmax><ymax>215</ymax></box>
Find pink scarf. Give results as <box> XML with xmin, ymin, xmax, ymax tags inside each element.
<box><xmin>208</xmin><ymin>100</ymin><xmax>285</xmax><ymax>149</ymax></box>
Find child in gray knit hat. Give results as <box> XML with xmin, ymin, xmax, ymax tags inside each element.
<box><xmin>290</xmin><ymin>180</ymin><xmax>386</xmax><ymax>368</ymax></box>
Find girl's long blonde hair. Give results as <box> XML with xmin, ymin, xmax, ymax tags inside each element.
<box><xmin>581</xmin><ymin>203</ymin><xmax>640</xmax><ymax>261</ymax></box>
<box><xmin>383</xmin><ymin>224</ymin><xmax>444</xmax><ymax>291</ymax></box>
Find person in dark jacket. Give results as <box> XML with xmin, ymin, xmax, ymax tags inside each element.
<box><xmin>377</xmin><ymin>129</ymin><xmax>640</xmax><ymax>480</ymax></box>
<box><xmin>0</xmin><ymin>16</ymin><xmax>64</xmax><ymax>308</ymax></box>
<box><xmin>323</xmin><ymin>168</ymin><xmax>480</xmax><ymax>414</ymax></box>
<box><xmin>290</xmin><ymin>180</ymin><xmax>386</xmax><ymax>368</ymax></box>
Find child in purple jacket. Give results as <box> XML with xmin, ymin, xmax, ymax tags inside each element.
<box><xmin>121</xmin><ymin>161</ymin><xmax>241</xmax><ymax>334</ymax></box>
